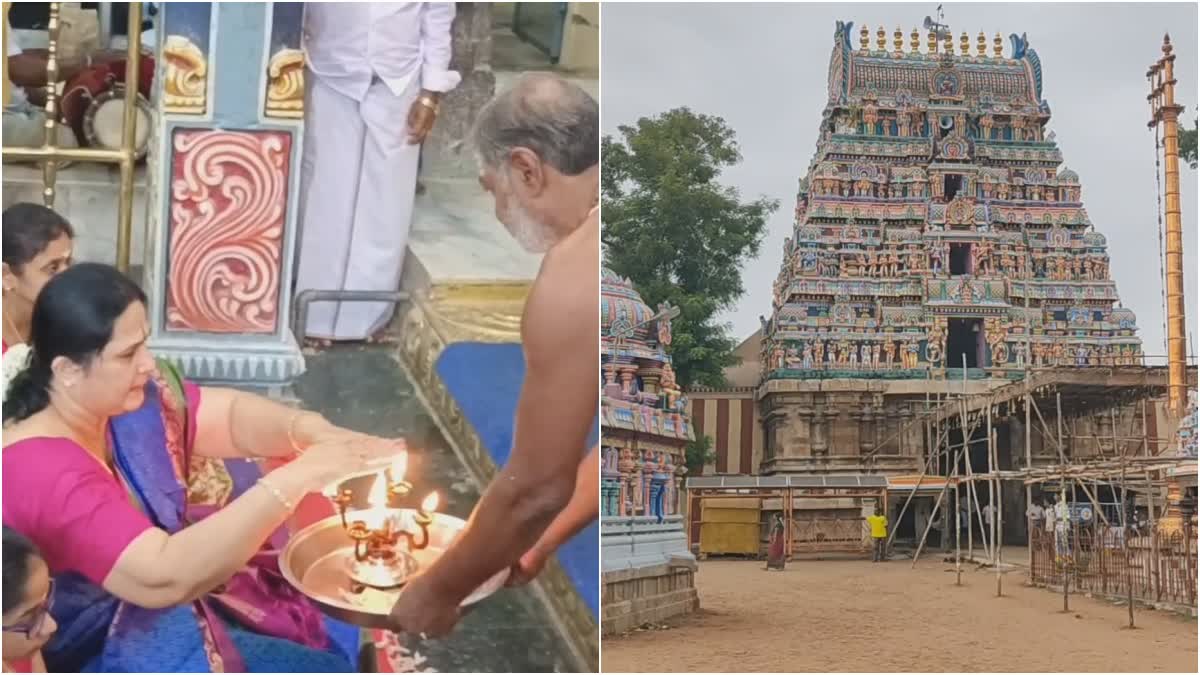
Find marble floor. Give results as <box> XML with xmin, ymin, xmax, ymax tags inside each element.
<box><xmin>290</xmin><ymin>344</ymin><xmax>582</xmax><ymax>673</ymax></box>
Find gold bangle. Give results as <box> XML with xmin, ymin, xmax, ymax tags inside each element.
<box><xmin>258</xmin><ymin>476</ymin><xmax>295</xmax><ymax>511</ymax></box>
<box><xmin>287</xmin><ymin>411</ymin><xmax>309</xmax><ymax>454</ymax></box>
<box><xmin>417</xmin><ymin>95</ymin><xmax>439</xmax><ymax>113</ymax></box>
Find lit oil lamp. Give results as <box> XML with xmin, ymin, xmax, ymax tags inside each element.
<box><xmin>327</xmin><ymin>452</ymin><xmax>441</xmax><ymax>589</ymax></box>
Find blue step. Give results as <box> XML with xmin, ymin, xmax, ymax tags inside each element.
<box><xmin>435</xmin><ymin>342</ymin><xmax>599</xmax><ymax>617</ymax></box>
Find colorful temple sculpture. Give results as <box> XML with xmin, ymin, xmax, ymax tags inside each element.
<box><xmin>600</xmin><ymin>268</ymin><xmax>699</xmax><ymax>634</ymax></box>
<box><xmin>685</xmin><ymin>22</ymin><xmax>1193</xmax><ymax>561</ymax></box>
<box><xmin>760</xmin><ymin>23</ymin><xmax>1143</xmax><ymax>470</ymax></box>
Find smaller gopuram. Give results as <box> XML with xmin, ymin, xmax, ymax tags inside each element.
<box><xmin>600</xmin><ymin>268</ymin><xmax>699</xmax><ymax>635</ymax></box>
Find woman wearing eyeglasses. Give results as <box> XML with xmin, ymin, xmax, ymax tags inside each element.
<box><xmin>2</xmin><ymin>526</ymin><xmax>56</xmax><ymax>673</ymax></box>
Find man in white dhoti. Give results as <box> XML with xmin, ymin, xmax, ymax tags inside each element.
<box><xmin>296</xmin><ymin>3</ymin><xmax>459</xmax><ymax>342</ymax></box>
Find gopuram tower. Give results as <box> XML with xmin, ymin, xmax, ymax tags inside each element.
<box><xmin>758</xmin><ymin>22</ymin><xmax>1143</xmax><ymax>475</ymax></box>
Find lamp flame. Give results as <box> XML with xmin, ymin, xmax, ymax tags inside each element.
<box><xmin>367</xmin><ymin>474</ymin><xmax>386</xmax><ymax>508</ymax></box>
<box><xmin>390</xmin><ymin>451</ymin><xmax>408</xmax><ymax>482</ymax></box>
<box><xmin>421</xmin><ymin>492</ymin><xmax>439</xmax><ymax>513</ymax></box>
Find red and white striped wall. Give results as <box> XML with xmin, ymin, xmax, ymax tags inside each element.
<box><xmin>688</xmin><ymin>388</ymin><xmax>765</xmax><ymax>475</ymax></box>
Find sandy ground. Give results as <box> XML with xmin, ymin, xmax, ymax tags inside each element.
<box><xmin>602</xmin><ymin>556</ymin><xmax>1198</xmax><ymax>673</ymax></box>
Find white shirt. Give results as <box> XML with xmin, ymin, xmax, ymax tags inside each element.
<box><xmin>6</xmin><ymin>17</ymin><xmax>28</xmax><ymax>106</ymax></box>
<box><xmin>303</xmin><ymin>2</ymin><xmax>461</xmax><ymax>102</ymax></box>
<box><xmin>1027</xmin><ymin>504</ymin><xmax>1044</xmax><ymax>520</ymax></box>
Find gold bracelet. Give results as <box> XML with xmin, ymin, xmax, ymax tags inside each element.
<box><xmin>286</xmin><ymin>411</ymin><xmax>309</xmax><ymax>454</ymax></box>
<box><xmin>417</xmin><ymin>95</ymin><xmax>439</xmax><ymax>113</ymax></box>
<box><xmin>258</xmin><ymin>476</ymin><xmax>295</xmax><ymax>511</ymax></box>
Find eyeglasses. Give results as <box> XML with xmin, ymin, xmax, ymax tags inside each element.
<box><xmin>2</xmin><ymin>579</ymin><xmax>55</xmax><ymax>638</ymax></box>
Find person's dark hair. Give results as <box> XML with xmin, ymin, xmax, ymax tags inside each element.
<box><xmin>2</xmin><ymin>526</ymin><xmax>41</xmax><ymax>615</ymax></box>
<box><xmin>3</xmin><ymin>263</ymin><xmax>147</xmax><ymax>423</ymax></box>
<box><xmin>471</xmin><ymin>72</ymin><xmax>599</xmax><ymax>176</ymax></box>
<box><xmin>2</xmin><ymin>203</ymin><xmax>75</xmax><ymax>272</ymax></box>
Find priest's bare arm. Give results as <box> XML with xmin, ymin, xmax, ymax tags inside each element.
<box><xmin>412</xmin><ymin>215</ymin><xmax>600</xmax><ymax>604</ymax></box>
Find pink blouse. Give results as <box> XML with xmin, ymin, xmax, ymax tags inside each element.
<box><xmin>1</xmin><ymin>383</ymin><xmax>202</xmax><ymax>586</ymax></box>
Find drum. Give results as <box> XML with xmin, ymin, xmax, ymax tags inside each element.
<box><xmin>59</xmin><ymin>54</ymin><xmax>156</xmax><ymax>159</ymax></box>
<box><xmin>82</xmin><ymin>86</ymin><xmax>154</xmax><ymax>160</ymax></box>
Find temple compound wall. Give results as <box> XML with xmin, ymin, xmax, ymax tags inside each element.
<box><xmin>687</xmin><ymin>22</ymin><xmax>1157</xmax><ymax>556</ymax></box>
<box><xmin>600</xmin><ymin>269</ymin><xmax>699</xmax><ymax>634</ymax></box>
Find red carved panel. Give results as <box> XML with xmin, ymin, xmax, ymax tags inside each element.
<box><xmin>165</xmin><ymin>129</ymin><xmax>291</xmax><ymax>333</ymax></box>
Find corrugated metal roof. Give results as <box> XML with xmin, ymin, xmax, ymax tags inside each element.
<box><xmin>687</xmin><ymin>475</ymin><xmax>888</xmax><ymax>489</ymax></box>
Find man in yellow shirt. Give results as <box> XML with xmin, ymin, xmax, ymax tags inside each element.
<box><xmin>867</xmin><ymin>506</ymin><xmax>888</xmax><ymax>562</ymax></box>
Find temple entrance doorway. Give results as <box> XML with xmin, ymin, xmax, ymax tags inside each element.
<box><xmin>949</xmin><ymin>243</ymin><xmax>971</xmax><ymax>275</ymax></box>
<box><xmin>946</xmin><ymin>318</ymin><xmax>983</xmax><ymax>368</ymax></box>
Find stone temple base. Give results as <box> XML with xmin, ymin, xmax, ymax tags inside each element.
<box><xmin>601</xmin><ymin>516</ymin><xmax>700</xmax><ymax>635</ymax></box>
<box><xmin>602</xmin><ymin>561</ymin><xmax>699</xmax><ymax>635</ymax></box>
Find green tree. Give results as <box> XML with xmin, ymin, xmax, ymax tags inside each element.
<box><xmin>685</xmin><ymin>434</ymin><xmax>715</xmax><ymax>476</ymax></box>
<box><xmin>602</xmin><ymin>108</ymin><xmax>778</xmax><ymax>388</ymax></box>
<box><xmin>1179</xmin><ymin>118</ymin><xmax>1197</xmax><ymax>169</ymax></box>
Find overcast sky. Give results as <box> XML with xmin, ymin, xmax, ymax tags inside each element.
<box><xmin>602</xmin><ymin>2</ymin><xmax>1198</xmax><ymax>363</ymax></box>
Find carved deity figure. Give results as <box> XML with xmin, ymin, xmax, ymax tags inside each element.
<box><xmin>884</xmin><ymin>340</ymin><xmax>896</xmax><ymax>369</ymax></box>
<box><xmin>802</xmin><ymin>342</ymin><xmax>813</xmax><ymax>369</ymax></box>
<box><xmin>1014</xmin><ymin>341</ymin><xmax>1027</xmax><ymax>369</ymax></box>
<box><xmin>660</xmin><ymin>363</ymin><xmax>681</xmax><ymax>411</ymax></box>
<box><xmin>772</xmin><ymin>344</ymin><xmax>785</xmax><ymax>370</ymax></box>
<box><xmin>991</xmin><ymin>340</ymin><xmax>1008</xmax><ymax>368</ymax></box>
<box><xmin>861</xmin><ymin>343</ymin><xmax>872</xmax><ymax>369</ymax></box>
<box><xmin>838</xmin><ymin>340</ymin><xmax>851</xmax><ymax>366</ymax></box>
<box><xmin>785</xmin><ymin>346</ymin><xmax>801</xmax><ymax>368</ymax></box>
<box><xmin>972</xmin><ymin>240</ymin><xmax>992</xmax><ymax>275</ymax></box>
<box><xmin>1075</xmin><ymin>344</ymin><xmax>1089</xmax><ymax>367</ymax></box>
<box><xmin>979</xmin><ymin>113</ymin><xmax>994</xmax><ymax>140</ymax></box>
<box><xmin>814</xmin><ymin>340</ymin><xmax>826</xmax><ymax>368</ymax></box>
<box><xmin>872</xmin><ymin>343</ymin><xmax>881</xmax><ymax>369</ymax></box>
<box><xmin>1052</xmin><ymin>342</ymin><xmax>1066</xmax><ymax>366</ymax></box>
<box><xmin>849</xmin><ymin>343</ymin><xmax>859</xmax><ymax>369</ymax></box>
<box><xmin>827</xmin><ymin>341</ymin><xmax>837</xmax><ymax>368</ymax></box>
<box><xmin>1011</xmin><ymin>115</ymin><xmax>1027</xmax><ymax>141</ymax></box>
<box><xmin>887</xmin><ymin>247</ymin><xmax>901</xmax><ymax>276</ymax></box>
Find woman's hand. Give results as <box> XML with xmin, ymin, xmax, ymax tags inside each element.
<box><xmin>288</xmin><ymin>436</ymin><xmax>406</xmax><ymax>491</ymax></box>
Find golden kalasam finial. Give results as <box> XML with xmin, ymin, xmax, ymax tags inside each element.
<box><xmin>993</xmin><ymin>31</ymin><xmax>1003</xmax><ymax>57</ymax></box>
<box><xmin>944</xmin><ymin>31</ymin><xmax>954</xmax><ymax>55</ymax></box>
<box><xmin>928</xmin><ymin>28</ymin><xmax>938</xmax><ymax>54</ymax></box>
<box><xmin>860</xmin><ymin>24</ymin><xmax>869</xmax><ymax>50</ymax></box>
<box><xmin>977</xmin><ymin>30</ymin><xmax>987</xmax><ymax>57</ymax></box>
<box><xmin>877</xmin><ymin>25</ymin><xmax>886</xmax><ymax>51</ymax></box>
<box><xmin>911</xmin><ymin>27</ymin><xmax>921</xmax><ymax>53</ymax></box>
<box><xmin>959</xmin><ymin>31</ymin><xmax>969</xmax><ymax>55</ymax></box>
<box><xmin>894</xmin><ymin>26</ymin><xmax>903</xmax><ymax>53</ymax></box>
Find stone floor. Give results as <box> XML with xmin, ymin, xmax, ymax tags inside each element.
<box><xmin>290</xmin><ymin>344</ymin><xmax>580</xmax><ymax>673</ymax></box>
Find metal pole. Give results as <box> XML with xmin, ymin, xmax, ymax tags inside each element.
<box><xmin>994</xmin><ymin>427</ymin><xmax>1003</xmax><ymax>596</ymax></box>
<box><xmin>1114</xmin><ymin>407</ymin><xmax>1134</xmax><ymax>628</ymax></box>
<box><xmin>116</xmin><ymin>3</ymin><xmax>143</xmax><ymax>274</ymax></box>
<box><xmin>1057</xmin><ymin>392</ymin><xmax>1069</xmax><ymax>612</ymax></box>
<box><xmin>41</xmin><ymin>3</ymin><xmax>63</xmax><ymax>207</ymax></box>
<box><xmin>987</xmin><ymin>404</ymin><xmax>996</xmax><ymax>564</ymax></box>
<box><xmin>1148</xmin><ymin>35</ymin><xmax>1187</xmax><ymax>416</ymax></box>
<box><xmin>1026</xmin><ymin>393</ymin><xmax>1034</xmax><ymax>577</ymax></box>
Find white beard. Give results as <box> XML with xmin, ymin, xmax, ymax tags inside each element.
<box><xmin>501</xmin><ymin>196</ymin><xmax>558</xmax><ymax>254</ymax></box>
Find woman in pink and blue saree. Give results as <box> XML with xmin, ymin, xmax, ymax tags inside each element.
<box><xmin>1</xmin><ymin>264</ymin><xmax>405</xmax><ymax>672</ymax></box>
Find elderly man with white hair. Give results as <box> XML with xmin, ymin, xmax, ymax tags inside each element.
<box><xmin>388</xmin><ymin>72</ymin><xmax>599</xmax><ymax>638</ymax></box>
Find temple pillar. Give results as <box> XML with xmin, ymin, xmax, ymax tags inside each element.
<box><xmin>421</xmin><ymin>2</ymin><xmax>497</xmax><ymax>179</ymax></box>
<box><xmin>146</xmin><ymin>2</ymin><xmax>307</xmax><ymax>384</ymax></box>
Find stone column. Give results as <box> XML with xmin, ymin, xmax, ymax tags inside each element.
<box><xmin>421</xmin><ymin>2</ymin><xmax>497</xmax><ymax>180</ymax></box>
<box><xmin>146</xmin><ymin>2</ymin><xmax>307</xmax><ymax>385</ymax></box>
